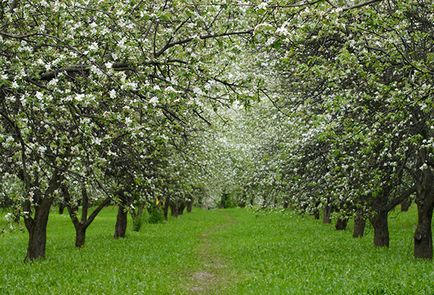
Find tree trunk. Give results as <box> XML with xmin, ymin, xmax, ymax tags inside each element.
<box><xmin>370</xmin><ymin>211</ymin><xmax>389</xmax><ymax>247</ymax></box>
<box><xmin>323</xmin><ymin>205</ymin><xmax>331</xmax><ymax>224</ymax></box>
<box><xmin>170</xmin><ymin>202</ymin><xmax>178</xmax><ymax>218</ymax></box>
<box><xmin>114</xmin><ymin>205</ymin><xmax>127</xmax><ymax>239</ymax></box>
<box><xmin>59</xmin><ymin>202</ymin><xmax>65</xmax><ymax>215</ymax></box>
<box><xmin>75</xmin><ymin>225</ymin><xmax>86</xmax><ymax>248</ymax></box>
<box><xmin>400</xmin><ymin>198</ymin><xmax>412</xmax><ymax>212</ymax></box>
<box><xmin>353</xmin><ymin>211</ymin><xmax>366</xmax><ymax>238</ymax></box>
<box><xmin>178</xmin><ymin>201</ymin><xmax>185</xmax><ymax>215</ymax></box>
<box><xmin>414</xmin><ymin>165</ymin><xmax>433</xmax><ymax>259</ymax></box>
<box><xmin>186</xmin><ymin>199</ymin><xmax>193</xmax><ymax>213</ymax></box>
<box><xmin>414</xmin><ymin>201</ymin><xmax>433</xmax><ymax>259</ymax></box>
<box><xmin>163</xmin><ymin>198</ymin><xmax>170</xmax><ymax>220</ymax></box>
<box><xmin>25</xmin><ymin>198</ymin><xmax>52</xmax><ymax>261</ymax></box>
<box><xmin>335</xmin><ymin>217</ymin><xmax>348</xmax><ymax>230</ymax></box>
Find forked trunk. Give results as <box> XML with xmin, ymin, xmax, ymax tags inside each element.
<box><xmin>353</xmin><ymin>210</ymin><xmax>366</xmax><ymax>238</ymax></box>
<box><xmin>335</xmin><ymin>217</ymin><xmax>348</xmax><ymax>230</ymax></box>
<box><xmin>370</xmin><ymin>210</ymin><xmax>389</xmax><ymax>247</ymax></box>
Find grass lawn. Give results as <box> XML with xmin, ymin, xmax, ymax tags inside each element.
<box><xmin>0</xmin><ymin>206</ymin><xmax>433</xmax><ymax>294</ymax></box>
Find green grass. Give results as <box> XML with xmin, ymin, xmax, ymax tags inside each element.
<box><xmin>0</xmin><ymin>207</ymin><xmax>433</xmax><ymax>294</ymax></box>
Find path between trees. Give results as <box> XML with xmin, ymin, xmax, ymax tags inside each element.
<box><xmin>187</xmin><ymin>211</ymin><xmax>237</xmax><ymax>294</ymax></box>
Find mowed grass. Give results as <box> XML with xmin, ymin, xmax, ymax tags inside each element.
<box><xmin>0</xmin><ymin>206</ymin><xmax>433</xmax><ymax>294</ymax></box>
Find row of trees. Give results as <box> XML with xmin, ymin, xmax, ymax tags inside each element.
<box><xmin>221</xmin><ymin>0</ymin><xmax>432</xmax><ymax>259</ymax></box>
<box><xmin>0</xmin><ymin>0</ymin><xmax>262</xmax><ymax>261</ymax></box>
<box><xmin>1</xmin><ymin>0</ymin><xmax>432</xmax><ymax>261</ymax></box>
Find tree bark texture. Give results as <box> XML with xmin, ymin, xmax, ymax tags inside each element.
<box><xmin>25</xmin><ymin>198</ymin><xmax>53</xmax><ymax>261</ymax></box>
<box><xmin>370</xmin><ymin>210</ymin><xmax>389</xmax><ymax>247</ymax></box>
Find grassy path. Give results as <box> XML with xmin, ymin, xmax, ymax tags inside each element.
<box><xmin>188</xmin><ymin>211</ymin><xmax>236</xmax><ymax>294</ymax></box>
<box><xmin>1</xmin><ymin>207</ymin><xmax>433</xmax><ymax>294</ymax></box>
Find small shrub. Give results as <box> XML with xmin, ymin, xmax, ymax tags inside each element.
<box><xmin>147</xmin><ymin>205</ymin><xmax>164</xmax><ymax>224</ymax></box>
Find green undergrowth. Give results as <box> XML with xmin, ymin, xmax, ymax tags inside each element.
<box><xmin>0</xmin><ymin>206</ymin><xmax>433</xmax><ymax>294</ymax></box>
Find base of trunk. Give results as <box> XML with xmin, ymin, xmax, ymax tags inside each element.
<box><xmin>370</xmin><ymin>211</ymin><xmax>389</xmax><ymax>247</ymax></box>
<box><xmin>114</xmin><ymin>205</ymin><xmax>127</xmax><ymax>239</ymax></box>
<box><xmin>75</xmin><ymin>227</ymin><xmax>86</xmax><ymax>248</ymax></box>
<box><xmin>323</xmin><ymin>205</ymin><xmax>331</xmax><ymax>224</ymax></box>
<box><xmin>353</xmin><ymin>212</ymin><xmax>366</xmax><ymax>238</ymax></box>
<box><xmin>335</xmin><ymin>217</ymin><xmax>348</xmax><ymax>230</ymax></box>
<box><xmin>414</xmin><ymin>202</ymin><xmax>433</xmax><ymax>259</ymax></box>
<box><xmin>400</xmin><ymin>198</ymin><xmax>412</xmax><ymax>212</ymax></box>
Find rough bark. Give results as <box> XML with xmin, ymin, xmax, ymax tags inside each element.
<box><xmin>24</xmin><ymin>198</ymin><xmax>53</xmax><ymax>261</ymax></box>
<box><xmin>335</xmin><ymin>217</ymin><xmax>348</xmax><ymax>230</ymax></box>
<box><xmin>370</xmin><ymin>210</ymin><xmax>389</xmax><ymax>247</ymax></box>
<box><xmin>353</xmin><ymin>210</ymin><xmax>366</xmax><ymax>238</ymax></box>
<box><xmin>323</xmin><ymin>205</ymin><xmax>332</xmax><ymax>224</ymax></box>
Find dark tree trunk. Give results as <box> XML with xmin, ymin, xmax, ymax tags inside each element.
<box><xmin>323</xmin><ymin>205</ymin><xmax>331</xmax><ymax>224</ymax></box>
<box><xmin>163</xmin><ymin>197</ymin><xmax>170</xmax><ymax>220</ymax></box>
<box><xmin>400</xmin><ymin>198</ymin><xmax>412</xmax><ymax>212</ymax></box>
<box><xmin>335</xmin><ymin>217</ymin><xmax>348</xmax><ymax>230</ymax></box>
<box><xmin>414</xmin><ymin>201</ymin><xmax>433</xmax><ymax>259</ymax></box>
<box><xmin>283</xmin><ymin>199</ymin><xmax>289</xmax><ymax>209</ymax></box>
<box><xmin>75</xmin><ymin>225</ymin><xmax>86</xmax><ymax>248</ymax></box>
<box><xmin>114</xmin><ymin>205</ymin><xmax>127</xmax><ymax>239</ymax></box>
<box><xmin>25</xmin><ymin>198</ymin><xmax>53</xmax><ymax>261</ymax></box>
<box><xmin>353</xmin><ymin>211</ymin><xmax>366</xmax><ymax>238</ymax></box>
<box><xmin>170</xmin><ymin>202</ymin><xmax>178</xmax><ymax>218</ymax></box>
<box><xmin>370</xmin><ymin>211</ymin><xmax>389</xmax><ymax>247</ymax></box>
<box><xmin>178</xmin><ymin>201</ymin><xmax>185</xmax><ymax>215</ymax></box>
<box><xmin>186</xmin><ymin>199</ymin><xmax>193</xmax><ymax>213</ymax></box>
<box><xmin>414</xmin><ymin>165</ymin><xmax>433</xmax><ymax>259</ymax></box>
<box><xmin>59</xmin><ymin>202</ymin><xmax>65</xmax><ymax>215</ymax></box>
